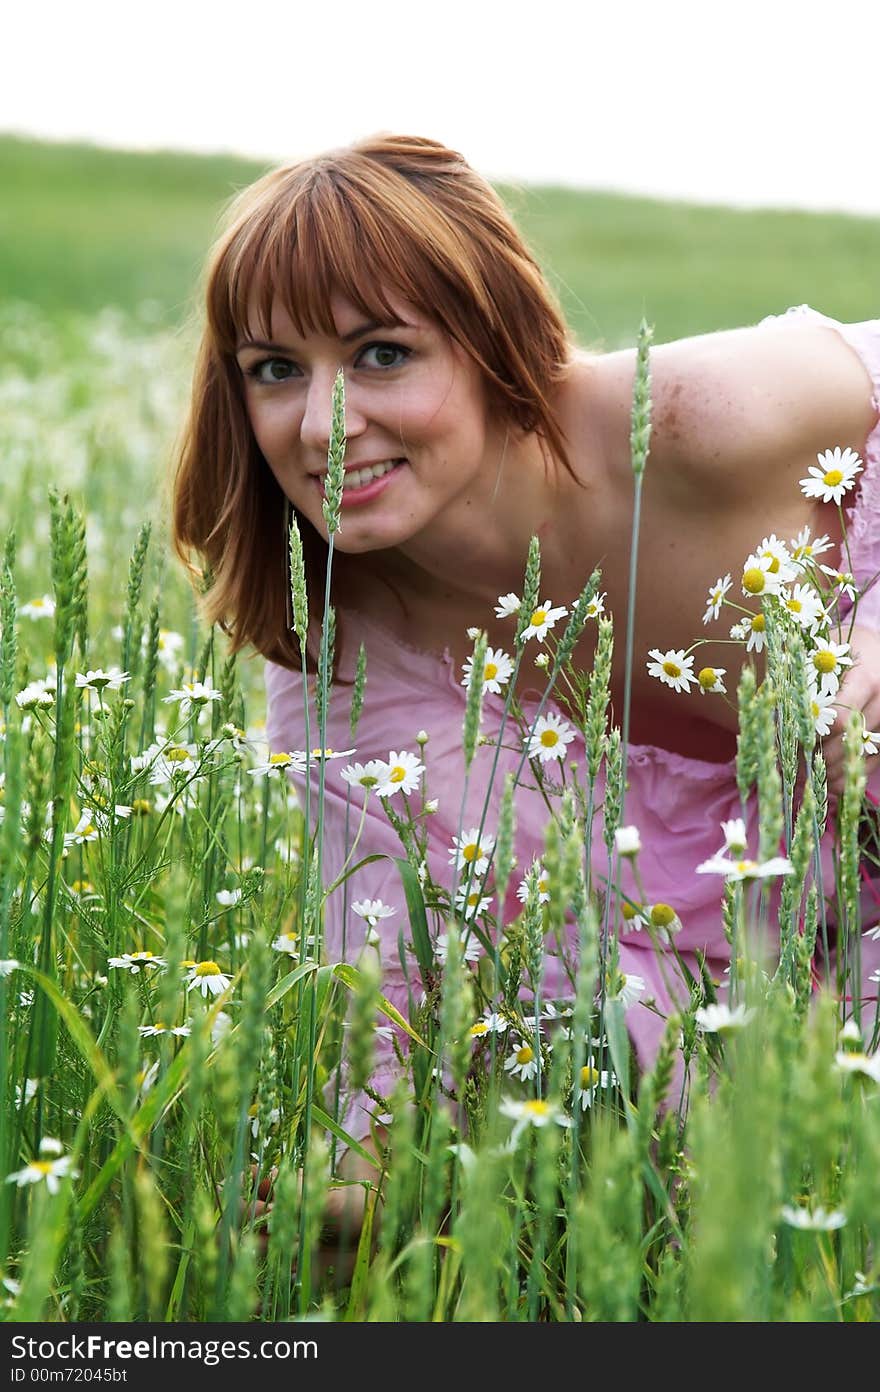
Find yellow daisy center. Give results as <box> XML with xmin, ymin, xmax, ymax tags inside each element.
<box><xmin>823</xmin><ymin>468</ymin><xmax>844</xmax><ymax>487</ymax></box>
<box><xmin>538</xmin><ymin>877</ymin><xmax>549</xmax><ymax>895</ymax></box>
<box><xmin>516</xmin><ymin>1045</ymin><xmax>534</xmax><ymax>1065</ymax></box>
<box><xmin>466</xmin><ymin>891</ymin><xmax>481</xmax><ymax>907</ymax></box>
<box><xmin>132</xmin><ymin>798</ymin><xmax>152</xmax><ymax>814</ymax></box>
<box><xmin>31</xmin><ymin>1160</ymin><xmax>56</xmax><ymax>1175</ymax></box>
<box><xmin>540</xmin><ymin>729</ymin><xmax>560</xmax><ymax>747</ymax></box>
<box><xmin>735</xmin><ymin>860</ymin><xmax>757</xmax><ymax>874</ymax></box>
<box><xmin>621</xmin><ymin>901</ymin><xmax>641</xmax><ymax>921</ymax></box>
<box><xmin>269</xmin><ymin>752</ymin><xmax>291</xmax><ymax>765</ymax></box>
<box><xmin>810</xmin><ymin>700</ymin><xmax>820</xmax><ymax>718</ymax></box>
<box><xmin>650</xmin><ymin>903</ymin><xmax>676</xmax><ymax>928</ymax></box>
<box><xmin>469</xmin><ymin>1021</ymin><xmax>490</xmax><ymax>1037</ymax></box>
<box><xmin>761</xmin><ymin>552</ymin><xmax>781</xmax><ymax>574</ymax></box>
<box><xmin>698</xmin><ymin>667</ymin><xmax>718</xmax><ymax>690</ymax></box>
<box><xmin>132</xmin><ymin>951</ymin><xmax>155</xmax><ymax>961</ymax></box>
<box><xmin>523</xmin><ymin>1100</ymin><xmax>550</xmax><ymax>1118</ymax></box>
<box><xmin>484</xmin><ymin>662</ymin><xmax>498</xmax><ymax>680</ymax></box>
<box><xmin>742</xmin><ymin>567</ymin><xmax>767</xmax><ymax>594</ymax></box>
<box><xmin>751</xmin><ymin>614</ymin><xmax>765</xmax><ymax>632</ymax></box>
<box><xmin>786</xmin><ymin>597</ymin><xmax>802</xmax><ymax>613</ymax></box>
<box><xmin>389</xmin><ymin>765</ymin><xmax>406</xmax><ymax>783</ymax></box>
<box><xmin>194</xmin><ymin>961</ymin><xmax>221</xmax><ymax>977</ymax></box>
<box><xmin>581</xmin><ymin>1065</ymin><xmax>601</xmax><ymax>1088</ymax></box>
<box><xmin>461</xmin><ymin>842</ymin><xmax>479</xmax><ymax>863</ymax></box>
<box><xmin>662</xmin><ymin>661</ymin><xmax>682</xmax><ymax>678</ymax></box>
<box><xmin>813</xmin><ymin>650</ymin><xmax>837</xmax><ymax>674</ymax></box>
<box><xmin>530</xmin><ymin>609</ymin><xmax>547</xmax><ymax>627</ymax></box>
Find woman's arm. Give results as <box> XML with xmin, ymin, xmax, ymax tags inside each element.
<box><xmin>594</xmin><ymin>316</ymin><xmax>879</xmax><ymax>494</ymax></box>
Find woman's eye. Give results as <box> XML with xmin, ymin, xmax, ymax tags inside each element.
<box><xmin>358</xmin><ymin>343</ymin><xmax>409</xmax><ymax>370</ymax></box>
<box><xmin>248</xmin><ymin>358</ymin><xmax>296</xmax><ymax>384</ymax></box>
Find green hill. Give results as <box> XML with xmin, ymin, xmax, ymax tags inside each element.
<box><xmin>1</xmin><ymin>133</ymin><xmax>878</xmax><ymax>345</ymax></box>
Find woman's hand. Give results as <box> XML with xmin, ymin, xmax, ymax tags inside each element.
<box><xmin>822</xmin><ymin>623</ymin><xmax>880</xmax><ymax>797</ymax></box>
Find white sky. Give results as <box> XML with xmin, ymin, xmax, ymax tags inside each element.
<box><xmin>5</xmin><ymin>0</ymin><xmax>880</xmax><ymax>215</ymax></box>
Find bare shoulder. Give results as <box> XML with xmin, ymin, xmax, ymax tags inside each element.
<box><xmin>572</xmin><ymin>317</ymin><xmax>879</xmax><ymax>499</ymax></box>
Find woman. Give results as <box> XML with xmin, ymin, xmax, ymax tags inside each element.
<box><xmin>172</xmin><ymin>133</ymin><xmax>880</xmax><ymax>1153</ymax></box>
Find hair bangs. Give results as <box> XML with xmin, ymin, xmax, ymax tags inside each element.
<box><xmin>210</xmin><ymin>169</ymin><xmax>437</xmax><ymax>355</ymax></box>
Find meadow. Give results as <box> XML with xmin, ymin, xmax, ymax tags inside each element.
<box><xmin>2</xmin><ymin>134</ymin><xmax>880</xmax><ymax>1322</ymax></box>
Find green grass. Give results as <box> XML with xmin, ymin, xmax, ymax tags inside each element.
<box><xmin>2</xmin><ymin>133</ymin><xmax>879</xmax><ymax>344</ymax></box>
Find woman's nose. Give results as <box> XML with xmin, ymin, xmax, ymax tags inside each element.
<box><xmin>299</xmin><ymin>371</ymin><xmax>362</xmax><ymax>451</ymax></box>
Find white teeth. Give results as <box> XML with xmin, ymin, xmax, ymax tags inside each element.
<box><xmin>341</xmin><ymin>459</ymin><xmax>403</xmax><ymax>490</ymax></box>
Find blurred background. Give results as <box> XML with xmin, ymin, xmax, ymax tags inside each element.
<box><xmin>2</xmin><ymin>0</ymin><xmax>878</xmax><ymax>666</ymax></box>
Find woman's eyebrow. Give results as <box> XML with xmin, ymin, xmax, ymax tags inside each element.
<box><xmin>236</xmin><ymin>319</ymin><xmax>409</xmax><ymax>353</ymax></box>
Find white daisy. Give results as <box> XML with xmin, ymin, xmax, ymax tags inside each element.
<box><xmin>471</xmin><ymin>1010</ymin><xmax>510</xmax><ymax>1035</ymax></box>
<box><xmin>61</xmin><ymin>811</ymin><xmax>98</xmax><ymax>848</ymax></box>
<box><xmin>606</xmin><ymin>970</ymin><xmax>646</xmax><ymax>1010</ymax></box>
<box><xmin>755</xmin><ymin>534</ymin><xmax>797</xmax><ymax>582</ymax></box>
<box><xmin>780</xmin><ymin>584</ymin><xmax>827</xmax><ymax>634</ymax></box>
<box><xmin>808</xmin><ymin>639</ymin><xmax>853</xmax><ymax>697</ymax></box>
<box><xmin>719</xmin><ymin>818</ymin><xmax>748</xmax><ymax>856</ymax></box>
<box><xmin>695</xmin><ymin>1003</ymin><xmax>755</xmax><ymax>1033</ymax></box>
<box><xmin>108</xmin><ymin>951</ymin><xmax>167</xmax><ymax>973</ymax></box>
<box><xmin>20</xmin><ymin>596</ymin><xmax>56</xmax><ymax>620</ymax></box>
<box><xmin>585</xmin><ymin>592</ymin><xmax>606</xmax><ymax>620</ymax></box>
<box><xmin>806</xmin><ymin>685</ymin><xmax>837</xmax><ymax>739</ymax></box>
<box><xmin>790</xmin><ymin>527</ymin><xmax>833</xmax><ymax>564</ymax></box>
<box><xmin>834</xmin><ymin>1050</ymin><xmax>880</xmax><ymax>1082</ymax></box>
<box><xmin>148</xmin><ymin>742</ymin><xmax>202</xmax><ymax>783</ymax></box>
<box><xmin>461</xmin><ymin>646</ymin><xmax>514</xmax><ymax>695</ymax></box>
<box><xmin>449</xmin><ymin>828</ymin><xmax>495</xmax><ymax>876</ymax></box>
<box><xmin>163</xmin><ymin>680</ymin><xmax>223</xmax><ymax>716</ymax></box>
<box><xmin>75</xmin><ymin>668</ymin><xmax>130</xmax><ymax>693</ymax></box>
<box><xmin>818</xmin><ymin>566</ymin><xmax>859</xmax><ymax>603</ymax></box>
<box><xmin>0</xmin><ymin>960</ymin><xmax>20</xmax><ymax>977</ymax></box>
<box><xmin>340</xmin><ymin>759</ymin><xmax>388</xmax><ymax>793</ymax></box>
<box><xmin>247</xmin><ymin>750</ymin><xmax>308</xmax><ymax>778</ymax></box>
<box><xmin>614</xmin><ymin>826</ymin><xmax>642</xmax><ymax>857</ymax></box>
<box><xmin>516</xmin><ymin>864</ymin><xmax>551</xmax><ymax>904</ymax></box>
<box><xmin>800</xmin><ymin>447</ymin><xmax>862</xmax><ymax>505</ymax></box>
<box><xmin>138</xmin><ymin>1022</ymin><xmax>191</xmax><ymax>1038</ymax></box>
<box><xmin>735</xmin><ymin>615</ymin><xmax>763</xmax><ymax>651</ymax></box>
<box><xmin>646</xmin><ymin>902</ymin><xmax>683</xmax><ymax>943</ymax></box>
<box><xmin>702</xmin><ymin>574</ymin><xmax>732</xmax><ymax>624</ymax></box>
<box><xmin>577</xmin><ymin>1061</ymin><xmax>615</xmax><ymax>1110</ymax></box>
<box><xmin>520</xmin><ymin>599</ymin><xmax>568</xmax><ymax>642</ymax></box>
<box><xmin>352</xmin><ymin>899</ymin><xmax>397</xmax><ymax>928</ymax></box>
<box><xmin>780</xmin><ymin>1204</ymin><xmax>847</xmax><ymax>1232</ymax></box>
<box><xmin>215</xmin><ymin>888</ymin><xmax>242</xmax><ymax>908</ymax></box>
<box><xmin>5</xmin><ymin>1155</ymin><xmax>77</xmax><ymax>1194</ymax></box>
<box><xmin>211</xmin><ymin>1011</ymin><xmax>233</xmax><ymax>1047</ymax></box>
<box><xmin>15</xmin><ymin>680</ymin><xmax>54</xmax><ymax>711</ymax></box>
<box><xmin>646</xmin><ymin>648</ymin><xmax>696</xmax><ymax>694</ymax></box>
<box><xmin>861</xmin><ymin>727</ymin><xmax>880</xmax><ymax>757</ymax></box>
<box><xmin>434</xmin><ymin>931</ymin><xmax>482</xmax><ymax>964</ymax></box>
<box><xmin>185</xmin><ymin>961</ymin><xmax>232</xmax><ymax>997</ymax></box>
<box><xmin>454</xmin><ymin>884</ymin><xmax>494</xmax><ymax>920</ymax></box>
<box><xmin>741</xmin><ymin>554</ymin><xmax>785</xmax><ymax>599</ymax></box>
<box><xmin>697</xmin><ymin>666</ymin><xmax>727</xmax><ymax>696</ymax></box>
<box><xmin>696</xmin><ymin>855</ymin><xmax>794</xmax><ymax>881</ymax></box>
<box><xmin>503</xmin><ymin>1041</ymin><xmax>539</xmax><ymax>1081</ymax></box>
<box><xmin>499</xmin><ymin>1096</ymin><xmax>571</xmax><ymax>1141</ymax></box>
<box><xmin>271</xmin><ymin>931</ymin><xmax>301</xmax><ymax>956</ymax></box>
<box><xmin>527</xmin><ymin>711</ymin><xmax>576</xmax><ymax>763</ymax></box>
<box><xmin>374</xmin><ymin>750</ymin><xmax>425</xmax><ymax>798</ymax></box>
<box><xmin>495</xmin><ymin>592</ymin><xmax>521</xmax><ymax>618</ymax></box>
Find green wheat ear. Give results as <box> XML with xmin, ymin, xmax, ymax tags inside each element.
<box><xmin>321</xmin><ymin>368</ymin><xmax>347</xmax><ymax>535</ymax></box>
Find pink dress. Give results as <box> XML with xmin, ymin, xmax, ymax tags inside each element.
<box><xmin>265</xmin><ymin>306</ymin><xmax>880</xmax><ymax>1139</ymax></box>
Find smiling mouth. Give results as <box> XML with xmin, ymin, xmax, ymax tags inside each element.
<box><xmin>341</xmin><ymin>458</ymin><xmax>406</xmax><ymax>491</ymax></box>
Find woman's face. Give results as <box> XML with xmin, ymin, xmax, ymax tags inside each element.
<box><xmin>235</xmin><ymin>289</ymin><xmax>505</xmax><ymax>553</ymax></box>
